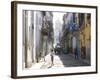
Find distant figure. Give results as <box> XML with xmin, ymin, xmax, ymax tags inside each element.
<box><xmin>50</xmin><ymin>49</ymin><xmax>54</xmax><ymax>66</ymax></box>
<box><xmin>75</xmin><ymin>47</ymin><xmax>79</xmax><ymax>59</ymax></box>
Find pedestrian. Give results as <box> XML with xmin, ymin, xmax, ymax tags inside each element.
<box><xmin>50</xmin><ymin>49</ymin><xmax>54</xmax><ymax>66</ymax></box>
<box><xmin>75</xmin><ymin>47</ymin><xmax>78</xmax><ymax>59</ymax></box>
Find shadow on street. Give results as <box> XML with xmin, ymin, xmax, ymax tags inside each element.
<box><xmin>57</xmin><ymin>53</ymin><xmax>90</xmax><ymax>67</ymax></box>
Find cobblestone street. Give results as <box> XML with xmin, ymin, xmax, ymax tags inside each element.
<box><xmin>40</xmin><ymin>53</ymin><xmax>90</xmax><ymax>69</ymax></box>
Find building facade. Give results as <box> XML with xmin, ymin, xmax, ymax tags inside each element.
<box><xmin>23</xmin><ymin>11</ymin><xmax>54</xmax><ymax>68</ymax></box>
<box><xmin>61</xmin><ymin>12</ymin><xmax>91</xmax><ymax>64</ymax></box>
<box><xmin>41</xmin><ymin>11</ymin><xmax>54</xmax><ymax>62</ymax></box>
<box><xmin>79</xmin><ymin>13</ymin><xmax>91</xmax><ymax>63</ymax></box>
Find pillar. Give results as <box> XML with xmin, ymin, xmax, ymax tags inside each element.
<box><xmin>24</xmin><ymin>11</ymin><xmax>33</xmax><ymax>68</ymax></box>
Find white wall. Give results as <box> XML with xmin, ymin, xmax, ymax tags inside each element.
<box><xmin>0</xmin><ymin>0</ymin><xmax>100</xmax><ymax>80</ymax></box>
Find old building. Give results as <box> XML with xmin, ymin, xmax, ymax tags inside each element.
<box><xmin>22</xmin><ymin>11</ymin><xmax>54</xmax><ymax>68</ymax></box>
<box><xmin>40</xmin><ymin>11</ymin><xmax>54</xmax><ymax>62</ymax></box>
<box><xmin>61</xmin><ymin>12</ymin><xmax>91</xmax><ymax>64</ymax></box>
<box><xmin>61</xmin><ymin>13</ymin><xmax>75</xmax><ymax>54</ymax></box>
<box><xmin>79</xmin><ymin>13</ymin><xmax>91</xmax><ymax>63</ymax></box>
<box><xmin>34</xmin><ymin>11</ymin><xmax>54</xmax><ymax>63</ymax></box>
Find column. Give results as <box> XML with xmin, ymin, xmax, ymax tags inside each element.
<box><xmin>24</xmin><ymin>11</ymin><xmax>32</xmax><ymax>68</ymax></box>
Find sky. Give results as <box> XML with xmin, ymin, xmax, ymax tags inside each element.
<box><xmin>53</xmin><ymin>12</ymin><xmax>66</xmax><ymax>46</ymax></box>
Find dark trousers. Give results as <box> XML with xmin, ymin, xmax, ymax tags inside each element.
<box><xmin>51</xmin><ymin>55</ymin><xmax>54</xmax><ymax>65</ymax></box>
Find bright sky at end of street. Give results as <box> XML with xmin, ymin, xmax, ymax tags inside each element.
<box><xmin>53</xmin><ymin>12</ymin><xmax>66</xmax><ymax>46</ymax></box>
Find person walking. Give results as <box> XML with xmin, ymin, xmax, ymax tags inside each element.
<box><xmin>75</xmin><ymin>47</ymin><xmax>79</xmax><ymax>59</ymax></box>
<box><xmin>50</xmin><ymin>49</ymin><xmax>54</xmax><ymax>66</ymax></box>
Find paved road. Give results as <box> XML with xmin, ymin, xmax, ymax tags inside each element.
<box><xmin>40</xmin><ymin>53</ymin><xmax>90</xmax><ymax>69</ymax></box>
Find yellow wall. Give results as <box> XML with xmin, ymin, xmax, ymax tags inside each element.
<box><xmin>79</xmin><ymin>14</ymin><xmax>91</xmax><ymax>51</ymax></box>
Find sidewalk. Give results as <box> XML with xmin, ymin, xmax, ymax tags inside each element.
<box><xmin>40</xmin><ymin>53</ymin><xmax>52</xmax><ymax>69</ymax></box>
<box><xmin>28</xmin><ymin>53</ymin><xmax>51</xmax><ymax>70</ymax></box>
<box><xmin>40</xmin><ymin>54</ymin><xmax>66</xmax><ymax>69</ymax></box>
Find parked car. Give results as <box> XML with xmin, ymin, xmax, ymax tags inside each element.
<box><xmin>54</xmin><ymin>44</ymin><xmax>62</xmax><ymax>54</ymax></box>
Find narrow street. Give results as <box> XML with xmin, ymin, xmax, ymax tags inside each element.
<box><xmin>23</xmin><ymin>11</ymin><xmax>91</xmax><ymax>69</ymax></box>
<box><xmin>40</xmin><ymin>53</ymin><xmax>89</xmax><ymax>69</ymax></box>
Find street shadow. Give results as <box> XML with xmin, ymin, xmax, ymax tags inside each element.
<box><xmin>57</xmin><ymin>54</ymin><xmax>70</xmax><ymax>67</ymax></box>
<box><xmin>57</xmin><ymin>53</ymin><xmax>89</xmax><ymax>67</ymax></box>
